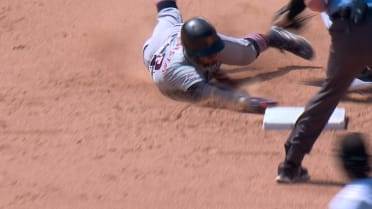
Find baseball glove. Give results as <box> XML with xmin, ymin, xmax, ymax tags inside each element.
<box><xmin>272</xmin><ymin>0</ymin><xmax>314</xmax><ymax>30</ymax></box>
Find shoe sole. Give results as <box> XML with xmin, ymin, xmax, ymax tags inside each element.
<box><xmin>275</xmin><ymin>175</ymin><xmax>310</xmax><ymax>184</ymax></box>
<box><xmin>348</xmin><ymin>79</ymin><xmax>372</xmax><ymax>91</ymax></box>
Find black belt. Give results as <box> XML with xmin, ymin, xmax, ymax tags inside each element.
<box><xmin>330</xmin><ymin>3</ymin><xmax>372</xmax><ymax>23</ymax></box>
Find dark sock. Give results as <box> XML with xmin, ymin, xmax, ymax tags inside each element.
<box><xmin>157</xmin><ymin>1</ymin><xmax>177</xmax><ymax>12</ymax></box>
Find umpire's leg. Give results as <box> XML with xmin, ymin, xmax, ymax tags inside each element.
<box><xmin>283</xmin><ymin>25</ymin><xmax>366</xmax><ymax>166</ymax></box>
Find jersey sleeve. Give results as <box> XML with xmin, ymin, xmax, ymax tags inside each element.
<box><xmin>329</xmin><ymin>181</ymin><xmax>372</xmax><ymax>209</ymax></box>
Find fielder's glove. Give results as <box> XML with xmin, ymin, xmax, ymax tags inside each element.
<box><xmin>272</xmin><ymin>0</ymin><xmax>314</xmax><ymax>30</ymax></box>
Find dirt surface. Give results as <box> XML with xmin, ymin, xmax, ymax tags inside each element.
<box><xmin>1</xmin><ymin>0</ymin><xmax>372</xmax><ymax>209</ymax></box>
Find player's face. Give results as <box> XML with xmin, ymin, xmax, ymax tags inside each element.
<box><xmin>197</xmin><ymin>53</ymin><xmax>220</xmax><ymax>66</ymax></box>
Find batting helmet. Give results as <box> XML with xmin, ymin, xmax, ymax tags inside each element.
<box><xmin>339</xmin><ymin>132</ymin><xmax>371</xmax><ymax>179</ymax></box>
<box><xmin>181</xmin><ymin>17</ymin><xmax>224</xmax><ymax>58</ymax></box>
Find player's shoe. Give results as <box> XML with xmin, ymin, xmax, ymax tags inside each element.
<box><xmin>267</xmin><ymin>26</ymin><xmax>314</xmax><ymax>60</ymax></box>
<box><xmin>275</xmin><ymin>162</ymin><xmax>310</xmax><ymax>183</ymax></box>
<box><xmin>349</xmin><ymin>67</ymin><xmax>372</xmax><ymax>91</ymax></box>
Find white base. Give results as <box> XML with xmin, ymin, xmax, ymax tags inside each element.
<box><xmin>263</xmin><ymin>106</ymin><xmax>346</xmax><ymax>130</ymax></box>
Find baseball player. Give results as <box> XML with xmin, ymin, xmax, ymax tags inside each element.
<box><xmin>329</xmin><ymin>133</ymin><xmax>372</xmax><ymax>209</ymax></box>
<box><xmin>273</xmin><ymin>0</ymin><xmax>372</xmax><ymax>91</ymax></box>
<box><xmin>274</xmin><ymin>0</ymin><xmax>372</xmax><ymax>183</ymax></box>
<box><xmin>143</xmin><ymin>0</ymin><xmax>314</xmax><ymax>113</ymax></box>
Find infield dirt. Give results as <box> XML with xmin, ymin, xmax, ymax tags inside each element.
<box><xmin>0</xmin><ymin>0</ymin><xmax>371</xmax><ymax>209</ymax></box>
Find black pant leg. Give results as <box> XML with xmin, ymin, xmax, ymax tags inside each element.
<box><xmin>284</xmin><ymin>18</ymin><xmax>371</xmax><ymax>166</ymax></box>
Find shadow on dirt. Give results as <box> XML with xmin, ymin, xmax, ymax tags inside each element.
<box><xmin>278</xmin><ymin>180</ymin><xmax>345</xmax><ymax>187</ymax></box>
<box><xmin>303</xmin><ymin>79</ymin><xmax>372</xmax><ymax>103</ymax></box>
<box><xmin>304</xmin><ymin>180</ymin><xmax>345</xmax><ymax>187</ymax></box>
<box><xmin>219</xmin><ymin>65</ymin><xmax>372</xmax><ymax>103</ymax></box>
<box><xmin>224</xmin><ymin>65</ymin><xmax>322</xmax><ymax>87</ymax></box>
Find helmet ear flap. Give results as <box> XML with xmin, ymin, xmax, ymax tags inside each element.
<box><xmin>181</xmin><ymin>17</ymin><xmax>224</xmax><ymax>58</ymax></box>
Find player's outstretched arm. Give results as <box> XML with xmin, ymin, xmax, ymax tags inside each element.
<box><xmin>187</xmin><ymin>82</ymin><xmax>277</xmax><ymax>113</ymax></box>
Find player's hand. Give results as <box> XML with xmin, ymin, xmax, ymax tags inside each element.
<box><xmin>238</xmin><ymin>96</ymin><xmax>278</xmax><ymax>113</ymax></box>
<box><xmin>211</xmin><ymin>71</ymin><xmax>239</xmax><ymax>89</ymax></box>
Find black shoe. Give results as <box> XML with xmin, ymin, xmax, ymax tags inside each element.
<box><xmin>356</xmin><ymin>67</ymin><xmax>372</xmax><ymax>82</ymax></box>
<box><xmin>275</xmin><ymin>162</ymin><xmax>310</xmax><ymax>183</ymax></box>
<box><xmin>349</xmin><ymin>67</ymin><xmax>372</xmax><ymax>91</ymax></box>
<box><xmin>267</xmin><ymin>26</ymin><xmax>314</xmax><ymax>60</ymax></box>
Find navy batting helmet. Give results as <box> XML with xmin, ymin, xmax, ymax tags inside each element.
<box><xmin>181</xmin><ymin>17</ymin><xmax>224</xmax><ymax>57</ymax></box>
<box><xmin>339</xmin><ymin>132</ymin><xmax>371</xmax><ymax>179</ymax></box>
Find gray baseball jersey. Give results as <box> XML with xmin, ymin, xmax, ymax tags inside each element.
<box><xmin>143</xmin><ymin>7</ymin><xmax>259</xmax><ymax>100</ymax></box>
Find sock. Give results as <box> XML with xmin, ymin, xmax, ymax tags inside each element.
<box><xmin>156</xmin><ymin>0</ymin><xmax>177</xmax><ymax>12</ymax></box>
<box><xmin>244</xmin><ymin>33</ymin><xmax>269</xmax><ymax>57</ymax></box>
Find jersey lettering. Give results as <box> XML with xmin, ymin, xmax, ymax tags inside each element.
<box><xmin>149</xmin><ymin>54</ymin><xmax>165</xmax><ymax>76</ymax></box>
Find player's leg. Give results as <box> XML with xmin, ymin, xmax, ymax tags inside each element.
<box><xmin>321</xmin><ymin>12</ymin><xmax>372</xmax><ymax>91</ymax></box>
<box><xmin>218</xmin><ymin>26</ymin><xmax>313</xmax><ymax>66</ymax></box>
<box><xmin>217</xmin><ymin>33</ymin><xmax>265</xmax><ymax>65</ymax></box>
<box><xmin>276</xmin><ymin>25</ymin><xmax>367</xmax><ymax>183</ymax></box>
<box><xmin>276</xmin><ymin>54</ymin><xmax>363</xmax><ymax>183</ymax></box>
<box><xmin>143</xmin><ymin>0</ymin><xmax>182</xmax><ymax>66</ymax></box>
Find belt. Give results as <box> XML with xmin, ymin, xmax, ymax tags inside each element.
<box><xmin>330</xmin><ymin>5</ymin><xmax>372</xmax><ymax>22</ymax></box>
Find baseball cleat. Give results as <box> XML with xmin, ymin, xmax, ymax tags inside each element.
<box><xmin>267</xmin><ymin>26</ymin><xmax>314</xmax><ymax>60</ymax></box>
<box><xmin>349</xmin><ymin>78</ymin><xmax>372</xmax><ymax>91</ymax></box>
<box><xmin>276</xmin><ymin>162</ymin><xmax>310</xmax><ymax>183</ymax></box>
<box><xmin>348</xmin><ymin>67</ymin><xmax>372</xmax><ymax>91</ymax></box>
